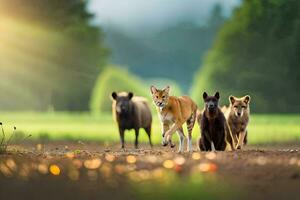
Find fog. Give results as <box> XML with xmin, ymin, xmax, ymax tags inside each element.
<box><xmin>88</xmin><ymin>0</ymin><xmax>241</xmax><ymax>34</ymax></box>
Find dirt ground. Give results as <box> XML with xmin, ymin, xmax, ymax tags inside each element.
<box><xmin>0</xmin><ymin>142</ymin><xmax>300</xmax><ymax>200</ymax></box>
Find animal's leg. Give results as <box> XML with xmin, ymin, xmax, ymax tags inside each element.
<box><xmin>237</xmin><ymin>131</ymin><xmax>246</xmax><ymax>149</ymax></box>
<box><xmin>211</xmin><ymin>141</ymin><xmax>216</xmax><ymax>151</ymax></box>
<box><xmin>176</xmin><ymin>127</ymin><xmax>186</xmax><ymax>153</ymax></box>
<box><xmin>162</xmin><ymin>122</ymin><xmax>170</xmax><ymax>146</ymax></box>
<box><xmin>186</xmin><ymin>111</ymin><xmax>196</xmax><ymax>152</ymax></box>
<box><xmin>225</xmin><ymin>122</ymin><xmax>235</xmax><ymax>151</ymax></box>
<box><xmin>163</xmin><ymin>121</ymin><xmax>183</xmax><ymax>145</ymax></box>
<box><xmin>134</xmin><ymin>128</ymin><xmax>139</xmax><ymax>149</ymax></box>
<box><xmin>119</xmin><ymin>128</ymin><xmax>125</xmax><ymax>149</ymax></box>
<box><xmin>166</xmin><ymin>134</ymin><xmax>176</xmax><ymax>148</ymax></box>
<box><xmin>203</xmin><ymin>130</ymin><xmax>215</xmax><ymax>151</ymax></box>
<box><xmin>244</xmin><ymin>130</ymin><xmax>248</xmax><ymax>145</ymax></box>
<box><xmin>199</xmin><ymin>136</ymin><xmax>210</xmax><ymax>151</ymax></box>
<box><xmin>144</xmin><ymin>126</ymin><xmax>152</xmax><ymax>148</ymax></box>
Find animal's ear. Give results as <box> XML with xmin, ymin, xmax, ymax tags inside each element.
<box><xmin>244</xmin><ymin>95</ymin><xmax>251</xmax><ymax>104</ymax></box>
<box><xmin>150</xmin><ymin>86</ymin><xmax>157</xmax><ymax>94</ymax></box>
<box><xmin>111</xmin><ymin>92</ymin><xmax>118</xmax><ymax>100</ymax></box>
<box><xmin>229</xmin><ymin>95</ymin><xmax>235</xmax><ymax>104</ymax></box>
<box><xmin>163</xmin><ymin>85</ymin><xmax>170</xmax><ymax>93</ymax></box>
<box><xmin>203</xmin><ymin>92</ymin><xmax>208</xmax><ymax>100</ymax></box>
<box><xmin>128</xmin><ymin>92</ymin><xmax>134</xmax><ymax>100</ymax></box>
<box><xmin>214</xmin><ymin>92</ymin><xmax>220</xmax><ymax>99</ymax></box>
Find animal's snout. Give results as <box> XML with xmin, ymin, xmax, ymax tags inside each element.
<box><xmin>208</xmin><ymin>104</ymin><xmax>215</xmax><ymax>110</ymax></box>
<box><xmin>237</xmin><ymin>112</ymin><xmax>241</xmax><ymax>116</ymax></box>
<box><xmin>158</xmin><ymin>102</ymin><xmax>163</xmax><ymax>107</ymax></box>
<box><xmin>121</xmin><ymin>105</ymin><xmax>127</xmax><ymax>111</ymax></box>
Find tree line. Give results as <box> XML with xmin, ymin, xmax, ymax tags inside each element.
<box><xmin>192</xmin><ymin>0</ymin><xmax>300</xmax><ymax>113</ymax></box>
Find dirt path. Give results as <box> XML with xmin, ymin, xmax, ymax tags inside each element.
<box><xmin>0</xmin><ymin>142</ymin><xmax>299</xmax><ymax>200</ymax></box>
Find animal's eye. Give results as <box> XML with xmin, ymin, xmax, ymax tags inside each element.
<box><xmin>242</xmin><ymin>106</ymin><xmax>247</xmax><ymax>108</ymax></box>
<box><xmin>156</xmin><ymin>96</ymin><xmax>159</xmax><ymax>98</ymax></box>
<box><xmin>162</xmin><ymin>96</ymin><xmax>165</xmax><ymax>98</ymax></box>
<box><xmin>234</xmin><ymin>106</ymin><xmax>238</xmax><ymax>108</ymax></box>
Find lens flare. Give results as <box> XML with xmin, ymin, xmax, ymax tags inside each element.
<box><xmin>49</xmin><ymin>164</ymin><xmax>60</xmax><ymax>176</ymax></box>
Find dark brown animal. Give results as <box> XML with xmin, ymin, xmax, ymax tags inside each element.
<box><xmin>111</xmin><ymin>92</ymin><xmax>152</xmax><ymax>149</ymax></box>
<box><xmin>198</xmin><ymin>92</ymin><xmax>235</xmax><ymax>151</ymax></box>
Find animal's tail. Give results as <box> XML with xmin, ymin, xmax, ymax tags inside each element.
<box><xmin>187</xmin><ymin>109</ymin><xmax>197</xmax><ymax>135</ymax></box>
<box><xmin>196</xmin><ymin>109</ymin><xmax>203</xmax><ymax>126</ymax></box>
<box><xmin>196</xmin><ymin>109</ymin><xmax>202</xmax><ymax>151</ymax></box>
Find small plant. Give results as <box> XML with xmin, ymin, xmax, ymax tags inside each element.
<box><xmin>0</xmin><ymin>122</ymin><xmax>31</xmax><ymax>154</ymax></box>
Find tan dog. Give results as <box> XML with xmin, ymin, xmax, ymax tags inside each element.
<box><xmin>150</xmin><ymin>86</ymin><xmax>198</xmax><ymax>153</ymax></box>
<box><xmin>223</xmin><ymin>95</ymin><xmax>251</xmax><ymax>149</ymax></box>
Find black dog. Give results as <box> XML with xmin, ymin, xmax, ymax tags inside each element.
<box><xmin>198</xmin><ymin>92</ymin><xmax>235</xmax><ymax>151</ymax></box>
<box><xmin>111</xmin><ymin>92</ymin><xmax>152</xmax><ymax>149</ymax></box>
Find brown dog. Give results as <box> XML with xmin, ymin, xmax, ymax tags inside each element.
<box><xmin>223</xmin><ymin>95</ymin><xmax>251</xmax><ymax>149</ymax></box>
<box><xmin>198</xmin><ymin>92</ymin><xmax>235</xmax><ymax>151</ymax></box>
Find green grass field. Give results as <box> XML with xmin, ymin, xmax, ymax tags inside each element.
<box><xmin>1</xmin><ymin>112</ymin><xmax>300</xmax><ymax>145</ymax></box>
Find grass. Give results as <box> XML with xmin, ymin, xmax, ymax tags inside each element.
<box><xmin>0</xmin><ymin>112</ymin><xmax>300</xmax><ymax>145</ymax></box>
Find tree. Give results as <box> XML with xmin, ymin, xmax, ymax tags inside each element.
<box><xmin>0</xmin><ymin>0</ymin><xmax>109</xmax><ymax>111</ymax></box>
<box><xmin>192</xmin><ymin>0</ymin><xmax>300</xmax><ymax>113</ymax></box>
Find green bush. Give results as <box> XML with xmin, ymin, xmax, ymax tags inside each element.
<box><xmin>90</xmin><ymin>66</ymin><xmax>150</xmax><ymax>114</ymax></box>
<box><xmin>90</xmin><ymin>66</ymin><xmax>183</xmax><ymax>114</ymax></box>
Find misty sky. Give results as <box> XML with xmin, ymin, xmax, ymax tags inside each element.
<box><xmin>88</xmin><ymin>0</ymin><xmax>241</xmax><ymax>33</ymax></box>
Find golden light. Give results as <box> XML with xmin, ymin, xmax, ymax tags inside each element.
<box><xmin>126</xmin><ymin>155</ymin><xmax>137</xmax><ymax>164</ymax></box>
<box><xmin>37</xmin><ymin>163</ymin><xmax>48</xmax><ymax>174</ymax></box>
<box><xmin>198</xmin><ymin>163</ymin><xmax>218</xmax><ymax>172</ymax></box>
<box><xmin>192</xmin><ymin>152</ymin><xmax>201</xmax><ymax>160</ymax></box>
<box><xmin>174</xmin><ymin>156</ymin><xmax>186</xmax><ymax>165</ymax></box>
<box><xmin>0</xmin><ymin>15</ymin><xmax>72</xmax><ymax>108</ymax></box>
<box><xmin>65</xmin><ymin>152</ymin><xmax>75</xmax><ymax>159</ymax></box>
<box><xmin>0</xmin><ymin>163</ymin><xmax>13</xmax><ymax>177</ymax></box>
<box><xmin>105</xmin><ymin>154</ymin><xmax>116</xmax><ymax>162</ymax></box>
<box><xmin>83</xmin><ymin>158</ymin><xmax>102</xmax><ymax>170</ymax></box>
<box><xmin>198</xmin><ymin>163</ymin><xmax>210</xmax><ymax>172</ymax></box>
<box><xmin>289</xmin><ymin>157</ymin><xmax>297</xmax><ymax>165</ymax></box>
<box><xmin>205</xmin><ymin>152</ymin><xmax>217</xmax><ymax>160</ymax></box>
<box><xmin>49</xmin><ymin>164</ymin><xmax>61</xmax><ymax>176</ymax></box>
<box><xmin>163</xmin><ymin>160</ymin><xmax>175</xmax><ymax>169</ymax></box>
<box><xmin>6</xmin><ymin>159</ymin><xmax>17</xmax><ymax>171</ymax></box>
